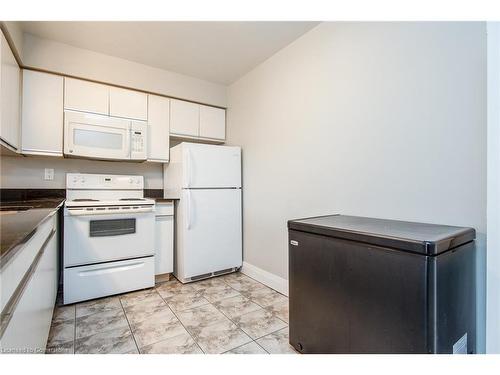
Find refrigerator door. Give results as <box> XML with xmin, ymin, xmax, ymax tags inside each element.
<box><xmin>182</xmin><ymin>143</ymin><xmax>241</xmax><ymax>188</ymax></box>
<box><xmin>177</xmin><ymin>188</ymin><xmax>242</xmax><ymax>280</ymax></box>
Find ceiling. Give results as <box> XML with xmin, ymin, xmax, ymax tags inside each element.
<box><xmin>19</xmin><ymin>21</ymin><xmax>319</xmax><ymax>84</ymax></box>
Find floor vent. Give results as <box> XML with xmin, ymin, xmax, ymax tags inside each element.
<box><xmin>187</xmin><ymin>268</ymin><xmax>238</xmax><ymax>283</ymax></box>
<box><xmin>214</xmin><ymin>268</ymin><xmax>235</xmax><ymax>276</ymax></box>
<box><xmin>190</xmin><ymin>273</ymin><xmax>212</xmax><ymax>282</ymax></box>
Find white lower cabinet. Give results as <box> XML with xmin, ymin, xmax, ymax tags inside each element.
<box><xmin>0</xmin><ymin>217</ymin><xmax>58</xmax><ymax>353</ymax></box>
<box><xmin>155</xmin><ymin>202</ymin><xmax>174</xmax><ymax>275</ymax></box>
<box><xmin>0</xmin><ymin>216</ymin><xmax>55</xmax><ymax>313</ymax></box>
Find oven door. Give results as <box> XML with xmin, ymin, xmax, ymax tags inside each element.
<box><xmin>64</xmin><ymin>111</ymin><xmax>131</xmax><ymax>160</ymax></box>
<box><xmin>63</xmin><ymin>209</ymin><xmax>155</xmax><ymax>267</ymax></box>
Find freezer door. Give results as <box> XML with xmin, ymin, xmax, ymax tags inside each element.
<box><xmin>177</xmin><ymin>188</ymin><xmax>242</xmax><ymax>280</ymax></box>
<box><xmin>182</xmin><ymin>143</ymin><xmax>241</xmax><ymax>188</ymax></box>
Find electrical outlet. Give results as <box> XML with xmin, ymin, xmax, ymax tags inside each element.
<box><xmin>44</xmin><ymin>168</ymin><xmax>54</xmax><ymax>181</ymax></box>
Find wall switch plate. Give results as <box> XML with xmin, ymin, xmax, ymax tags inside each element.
<box><xmin>44</xmin><ymin>168</ymin><xmax>55</xmax><ymax>181</ymax></box>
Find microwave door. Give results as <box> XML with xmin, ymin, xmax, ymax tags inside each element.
<box><xmin>66</xmin><ymin>122</ymin><xmax>130</xmax><ymax>160</ymax></box>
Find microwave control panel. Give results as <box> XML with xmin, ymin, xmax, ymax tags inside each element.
<box><xmin>130</xmin><ymin>121</ymin><xmax>147</xmax><ymax>160</ymax></box>
<box><xmin>132</xmin><ymin>131</ymin><xmax>144</xmax><ymax>152</ymax></box>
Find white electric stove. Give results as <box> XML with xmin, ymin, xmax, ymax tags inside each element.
<box><xmin>63</xmin><ymin>173</ymin><xmax>156</xmax><ymax>304</ymax></box>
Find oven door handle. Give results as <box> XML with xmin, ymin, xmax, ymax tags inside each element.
<box><xmin>66</xmin><ymin>207</ymin><xmax>154</xmax><ymax>216</ymax></box>
<box><xmin>78</xmin><ymin>261</ymin><xmax>145</xmax><ymax>276</ymax></box>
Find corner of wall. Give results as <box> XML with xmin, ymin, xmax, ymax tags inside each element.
<box><xmin>241</xmin><ymin>261</ymin><xmax>288</xmax><ymax>296</ymax></box>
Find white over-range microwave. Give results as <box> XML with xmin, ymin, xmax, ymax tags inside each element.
<box><xmin>64</xmin><ymin>110</ymin><xmax>147</xmax><ymax>161</ymax></box>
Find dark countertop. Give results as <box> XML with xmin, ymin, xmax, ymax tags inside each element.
<box><xmin>149</xmin><ymin>197</ymin><xmax>178</xmax><ymax>203</ymax></box>
<box><xmin>143</xmin><ymin>189</ymin><xmax>178</xmax><ymax>202</ymax></box>
<box><xmin>156</xmin><ymin>195</ymin><xmax>181</xmax><ymax>200</ymax></box>
<box><xmin>0</xmin><ymin>198</ymin><xmax>65</xmax><ymax>265</ymax></box>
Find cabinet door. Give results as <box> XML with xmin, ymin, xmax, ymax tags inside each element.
<box><xmin>21</xmin><ymin>70</ymin><xmax>64</xmax><ymax>156</ymax></box>
<box><xmin>199</xmin><ymin>105</ymin><xmax>225</xmax><ymax>140</ymax></box>
<box><xmin>109</xmin><ymin>87</ymin><xmax>148</xmax><ymax>120</ymax></box>
<box><xmin>147</xmin><ymin>95</ymin><xmax>170</xmax><ymax>162</ymax></box>
<box><xmin>0</xmin><ymin>31</ymin><xmax>21</xmax><ymax>150</ymax></box>
<box><xmin>170</xmin><ymin>99</ymin><xmax>199</xmax><ymax>137</ymax></box>
<box><xmin>22</xmin><ymin>70</ymin><xmax>64</xmax><ymax>156</ymax></box>
<box><xmin>155</xmin><ymin>215</ymin><xmax>174</xmax><ymax>275</ymax></box>
<box><xmin>0</xmin><ymin>215</ymin><xmax>55</xmax><ymax>313</ymax></box>
<box><xmin>0</xmin><ymin>229</ymin><xmax>58</xmax><ymax>353</ymax></box>
<box><xmin>64</xmin><ymin>77</ymin><xmax>109</xmax><ymax>115</ymax></box>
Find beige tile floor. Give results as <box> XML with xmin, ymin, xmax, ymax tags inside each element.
<box><xmin>46</xmin><ymin>272</ymin><xmax>297</xmax><ymax>354</ymax></box>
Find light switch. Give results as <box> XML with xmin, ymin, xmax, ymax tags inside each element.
<box><xmin>44</xmin><ymin>168</ymin><xmax>54</xmax><ymax>181</ymax></box>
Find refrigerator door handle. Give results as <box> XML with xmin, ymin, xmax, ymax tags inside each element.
<box><xmin>186</xmin><ymin>189</ymin><xmax>192</xmax><ymax>230</ymax></box>
<box><xmin>186</xmin><ymin>148</ymin><xmax>192</xmax><ymax>188</ymax></box>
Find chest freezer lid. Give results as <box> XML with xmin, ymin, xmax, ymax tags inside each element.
<box><xmin>287</xmin><ymin>214</ymin><xmax>475</xmax><ymax>255</ymax></box>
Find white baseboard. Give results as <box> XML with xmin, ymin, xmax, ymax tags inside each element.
<box><xmin>241</xmin><ymin>261</ymin><xmax>288</xmax><ymax>296</ymax></box>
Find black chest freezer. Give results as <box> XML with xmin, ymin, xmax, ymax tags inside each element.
<box><xmin>288</xmin><ymin>214</ymin><xmax>476</xmax><ymax>354</ymax></box>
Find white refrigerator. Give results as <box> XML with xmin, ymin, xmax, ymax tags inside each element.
<box><xmin>164</xmin><ymin>142</ymin><xmax>242</xmax><ymax>283</ymax></box>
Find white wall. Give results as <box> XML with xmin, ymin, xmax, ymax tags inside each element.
<box><xmin>487</xmin><ymin>22</ymin><xmax>500</xmax><ymax>354</ymax></box>
<box><xmin>21</xmin><ymin>33</ymin><xmax>227</xmax><ymax>107</ymax></box>
<box><xmin>0</xmin><ymin>155</ymin><xmax>163</xmax><ymax>189</ymax></box>
<box><xmin>227</xmin><ymin>22</ymin><xmax>487</xmax><ymax>349</ymax></box>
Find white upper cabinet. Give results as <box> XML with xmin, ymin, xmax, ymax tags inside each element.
<box><xmin>22</xmin><ymin>70</ymin><xmax>64</xmax><ymax>156</ymax></box>
<box><xmin>109</xmin><ymin>87</ymin><xmax>148</xmax><ymax>121</ymax></box>
<box><xmin>64</xmin><ymin>78</ymin><xmax>148</xmax><ymax>121</ymax></box>
<box><xmin>147</xmin><ymin>94</ymin><xmax>170</xmax><ymax>162</ymax></box>
<box><xmin>64</xmin><ymin>77</ymin><xmax>109</xmax><ymax>115</ymax></box>
<box><xmin>199</xmin><ymin>105</ymin><xmax>226</xmax><ymax>140</ymax></box>
<box><xmin>0</xmin><ymin>31</ymin><xmax>21</xmax><ymax>150</ymax></box>
<box><xmin>170</xmin><ymin>99</ymin><xmax>225</xmax><ymax>142</ymax></box>
<box><xmin>170</xmin><ymin>99</ymin><xmax>199</xmax><ymax>137</ymax></box>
